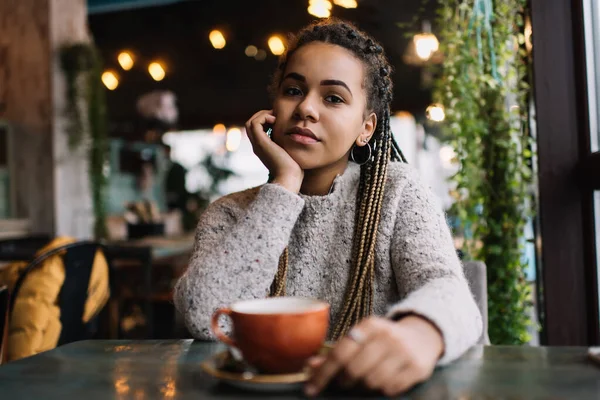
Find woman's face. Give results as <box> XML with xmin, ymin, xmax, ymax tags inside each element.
<box><xmin>272</xmin><ymin>42</ymin><xmax>376</xmax><ymax>171</ymax></box>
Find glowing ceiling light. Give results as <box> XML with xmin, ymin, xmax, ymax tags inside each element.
<box><xmin>101</xmin><ymin>70</ymin><xmax>119</xmax><ymax>90</ymax></box>
<box><xmin>308</xmin><ymin>0</ymin><xmax>332</xmax><ymax>18</ymax></box>
<box><xmin>226</xmin><ymin>127</ymin><xmax>242</xmax><ymax>152</ymax></box>
<box><xmin>414</xmin><ymin>33</ymin><xmax>440</xmax><ymax>61</ymax></box>
<box><xmin>255</xmin><ymin>49</ymin><xmax>267</xmax><ymax>61</ymax></box>
<box><xmin>209</xmin><ymin>30</ymin><xmax>226</xmax><ymax>49</ymax></box>
<box><xmin>245</xmin><ymin>45</ymin><xmax>258</xmax><ymax>57</ymax></box>
<box><xmin>213</xmin><ymin>123</ymin><xmax>226</xmax><ymax>135</ymax></box>
<box><xmin>426</xmin><ymin>103</ymin><xmax>445</xmax><ymax>122</ymax></box>
<box><xmin>117</xmin><ymin>51</ymin><xmax>134</xmax><ymax>70</ymax></box>
<box><xmin>333</xmin><ymin>0</ymin><xmax>357</xmax><ymax>8</ymax></box>
<box><xmin>268</xmin><ymin>36</ymin><xmax>285</xmax><ymax>56</ymax></box>
<box><xmin>148</xmin><ymin>62</ymin><xmax>166</xmax><ymax>81</ymax></box>
<box><xmin>411</xmin><ymin>21</ymin><xmax>439</xmax><ymax>61</ymax></box>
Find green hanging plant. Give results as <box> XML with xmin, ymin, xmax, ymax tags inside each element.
<box><xmin>433</xmin><ymin>0</ymin><xmax>535</xmax><ymax>344</ymax></box>
<box><xmin>60</xmin><ymin>43</ymin><xmax>109</xmax><ymax>240</ymax></box>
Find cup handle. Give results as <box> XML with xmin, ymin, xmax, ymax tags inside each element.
<box><xmin>211</xmin><ymin>308</ymin><xmax>237</xmax><ymax>348</ymax></box>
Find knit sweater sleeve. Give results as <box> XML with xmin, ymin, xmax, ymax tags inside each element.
<box><xmin>385</xmin><ymin>169</ymin><xmax>483</xmax><ymax>365</ymax></box>
<box><xmin>173</xmin><ymin>184</ymin><xmax>305</xmax><ymax>340</ymax></box>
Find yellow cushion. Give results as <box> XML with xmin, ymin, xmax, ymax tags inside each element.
<box><xmin>0</xmin><ymin>237</ymin><xmax>110</xmax><ymax>361</ymax></box>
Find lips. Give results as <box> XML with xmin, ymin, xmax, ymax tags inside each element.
<box><xmin>286</xmin><ymin>126</ymin><xmax>320</xmax><ymax>141</ymax></box>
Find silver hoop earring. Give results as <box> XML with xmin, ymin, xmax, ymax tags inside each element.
<box><xmin>350</xmin><ymin>142</ymin><xmax>372</xmax><ymax>165</ymax></box>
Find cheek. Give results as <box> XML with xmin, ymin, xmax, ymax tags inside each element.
<box><xmin>328</xmin><ymin>113</ymin><xmax>363</xmax><ymax>144</ymax></box>
<box><xmin>271</xmin><ymin>100</ymin><xmax>287</xmax><ymax>144</ymax></box>
<box><xmin>272</xmin><ymin>97</ymin><xmax>292</xmax><ymax>120</ymax></box>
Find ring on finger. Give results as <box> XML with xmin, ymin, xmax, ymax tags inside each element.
<box><xmin>347</xmin><ymin>327</ymin><xmax>366</xmax><ymax>344</ymax></box>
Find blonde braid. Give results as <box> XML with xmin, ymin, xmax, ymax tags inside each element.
<box><xmin>269</xmin><ymin>248</ymin><xmax>288</xmax><ymax>296</ymax></box>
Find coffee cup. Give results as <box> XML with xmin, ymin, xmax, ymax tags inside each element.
<box><xmin>211</xmin><ymin>297</ymin><xmax>330</xmax><ymax>374</ymax></box>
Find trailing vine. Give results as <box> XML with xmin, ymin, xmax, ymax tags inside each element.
<box><xmin>433</xmin><ymin>0</ymin><xmax>534</xmax><ymax>344</ymax></box>
<box><xmin>60</xmin><ymin>43</ymin><xmax>109</xmax><ymax>239</ymax></box>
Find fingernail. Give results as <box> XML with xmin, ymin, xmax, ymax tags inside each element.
<box><xmin>304</xmin><ymin>385</ymin><xmax>317</xmax><ymax>397</ymax></box>
<box><xmin>306</xmin><ymin>357</ymin><xmax>319</xmax><ymax>367</ymax></box>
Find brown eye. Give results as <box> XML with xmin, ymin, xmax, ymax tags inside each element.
<box><xmin>284</xmin><ymin>87</ymin><xmax>302</xmax><ymax>96</ymax></box>
<box><xmin>325</xmin><ymin>95</ymin><xmax>344</xmax><ymax>104</ymax></box>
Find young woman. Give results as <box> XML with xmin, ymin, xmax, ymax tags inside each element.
<box><xmin>174</xmin><ymin>18</ymin><xmax>482</xmax><ymax>397</ymax></box>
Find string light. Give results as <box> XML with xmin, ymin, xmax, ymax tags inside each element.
<box><xmin>209</xmin><ymin>30</ymin><xmax>226</xmax><ymax>49</ymax></box>
<box><xmin>268</xmin><ymin>36</ymin><xmax>285</xmax><ymax>55</ymax></box>
<box><xmin>414</xmin><ymin>33</ymin><xmax>439</xmax><ymax>61</ymax></box>
<box><xmin>245</xmin><ymin>45</ymin><xmax>258</xmax><ymax>57</ymax></box>
<box><xmin>226</xmin><ymin>128</ymin><xmax>242</xmax><ymax>152</ymax></box>
<box><xmin>403</xmin><ymin>20</ymin><xmax>443</xmax><ymax>66</ymax></box>
<box><xmin>117</xmin><ymin>51</ymin><xmax>134</xmax><ymax>70</ymax></box>
<box><xmin>255</xmin><ymin>49</ymin><xmax>267</xmax><ymax>61</ymax></box>
<box><xmin>213</xmin><ymin>123</ymin><xmax>226</xmax><ymax>135</ymax></box>
<box><xmin>308</xmin><ymin>0</ymin><xmax>332</xmax><ymax>18</ymax></box>
<box><xmin>426</xmin><ymin>103</ymin><xmax>445</xmax><ymax>122</ymax></box>
<box><xmin>333</xmin><ymin>0</ymin><xmax>357</xmax><ymax>8</ymax></box>
<box><xmin>101</xmin><ymin>70</ymin><xmax>119</xmax><ymax>90</ymax></box>
<box><xmin>148</xmin><ymin>62</ymin><xmax>166</xmax><ymax>81</ymax></box>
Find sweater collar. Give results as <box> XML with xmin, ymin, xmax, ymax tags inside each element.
<box><xmin>298</xmin><ymin>162</ymin><xmax>361</xmax><ymax>205</ymax></box>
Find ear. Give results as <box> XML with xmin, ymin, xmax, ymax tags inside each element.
<box><xmin>356</xmin><ymin>112</ymin><xmax>377</xmax><ymax>147</ymax></box>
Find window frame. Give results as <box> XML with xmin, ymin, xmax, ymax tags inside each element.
<box><xmin>531</xmin><ymin>0</ymin><xmax>599</xmax><ymax>346</ymax></box>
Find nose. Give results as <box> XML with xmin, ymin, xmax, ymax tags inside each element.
<box><xmin>293</xmin><ymin>93</ymin><xmax>319</xmax><ymax>122</ymax></box>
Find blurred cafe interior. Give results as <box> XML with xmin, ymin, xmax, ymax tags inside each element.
<box><xmin>0</xmin><ymin>0</ymin><xmax>599</xmax><ymax>387</ymax></box>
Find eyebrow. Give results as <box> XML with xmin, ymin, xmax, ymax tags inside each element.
<box><xmin>282</xmin><ymin>72</ymin><xmax>353</xmax><ymax>97</ymax></box>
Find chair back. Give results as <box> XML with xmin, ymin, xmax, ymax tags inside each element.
<box><xmin>9</xmin><ymin>241</ymin><xmax>107</xmax><ymax>345</ymax></box>
<box><xmin>0</xmin><ymin>235</ymin><xmax>52</xmax><ymax>261</ymax></box>
<box><xmin>102</xmin><ymin>245</ymin><xmax>153</xmax><ymax>339</ymax></box>
<box><xmin>463</xmin><ymin>261</ymin><xmax>491</xmax><ymax>345</ymax></box>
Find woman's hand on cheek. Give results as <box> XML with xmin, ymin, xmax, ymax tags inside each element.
<box><xmin>304</xmin><ymin>316</ymin><xmax>444</xmax><ymax>398</ymax></box>
<box><xmin>245</xmin><ymin>110</ymin><xmax>303</xmax><ymax>193</ymax></box>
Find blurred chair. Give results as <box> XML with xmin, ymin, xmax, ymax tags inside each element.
<box><xmin>463</xmin><ymin>261</ymin><xmax>490</xmax><ymax>345</ymax></box>
<box><xmin>103</xmin><ymin>245</ymin><xmax>154</xmax><ymax>339</ymax></box>
<box><xmin>5</xmin><ymin>240</ymin><xmax>110</xmax><ymax>361</ymax></box>
<box><xmin>0</xmin><ymin>285</ymin><xmax>8</xmax><ymax>364</ymax></box>
<box><xmin>0</xmin><ymin>234</ymin><xmax>52</xmax><ymax>261</ymax></box>
<box><xmin>9</xmin><ymin>241</ymin><xmax>108</xmax><ymax>345</ymax></box>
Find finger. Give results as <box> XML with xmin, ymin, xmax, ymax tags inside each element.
<box><xmin>306</xmin><ymin>355</ymin><xmax>325</xmax><ymax>370</ymax></box>
<box><xmin>338</xmin><ymin>336</ymin><xmax>388</xmax><ymax>388</ymax></box>
<box><xmin>249</xmin><ymin>114</ymin><xmax>276</xmax><ymax>142</ymax></box>
<box><xmin>382</xmin><ymin>363</ymin><xmax>428</xmax><ymax>398</ymax></box>
<box><xmin>245</xmin><ymin>110</ymin><xmax>273</xmax><ymax>144</ymax></box>
<box><xmin>245</xmin><ymin>110</ymin><xmax>273</xmax><ymax>134</ymax></box>
<box><xmin>244</xmin><ymin>110</ymin><xmax>265</xmax><ymax>136</ymax></box>
<box><xmin>245</xmin><ymin>109</ymin><xmax>271</xmax><ymax>128</ymax></box>
<box><xmin>248</xmin><ymin>119</ymin><xmax>278</xmax><ymax>160</ymax></box>
<box><xmin>305</xmin><ymin>339</ymin><xmax>360</xmax><ymax>396</ymax></box>
<box><xmin>363</xmin><ymin>355</ymin><xmax>406</xmax><ymax>391</ymax></box>
<box><xmin>305</xmin><ymin>325</ymin><xmax>376</xmax><ymax>396</ymax></box>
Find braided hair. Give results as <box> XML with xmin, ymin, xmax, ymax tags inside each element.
<box><xmin>268</xmin><ymin>18</ymin><xmax>407</xmax><ymax>340</ymax></box>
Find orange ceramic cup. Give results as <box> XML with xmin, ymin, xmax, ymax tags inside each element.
<box><xmin>211</xmin><ymin>297</ymin><xmax>330</xmax><ymax>374</ymax></box>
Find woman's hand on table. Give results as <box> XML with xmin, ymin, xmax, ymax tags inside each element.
<box><xmin>304</xmin><ymin>315</ymin><xmax>444</xmax><ymax>397</ymax></box>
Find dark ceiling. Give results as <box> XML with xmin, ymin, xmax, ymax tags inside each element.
<box><xmin>88</xmin><ymin>0</ymin><xmax>437</xmax><ymax>136</ymax></box>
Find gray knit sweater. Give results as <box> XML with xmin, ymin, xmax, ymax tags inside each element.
<box><xmin>173</xmin><ymin>162</ymin><xmax>482</xmax><ymax>365</ymax></box>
